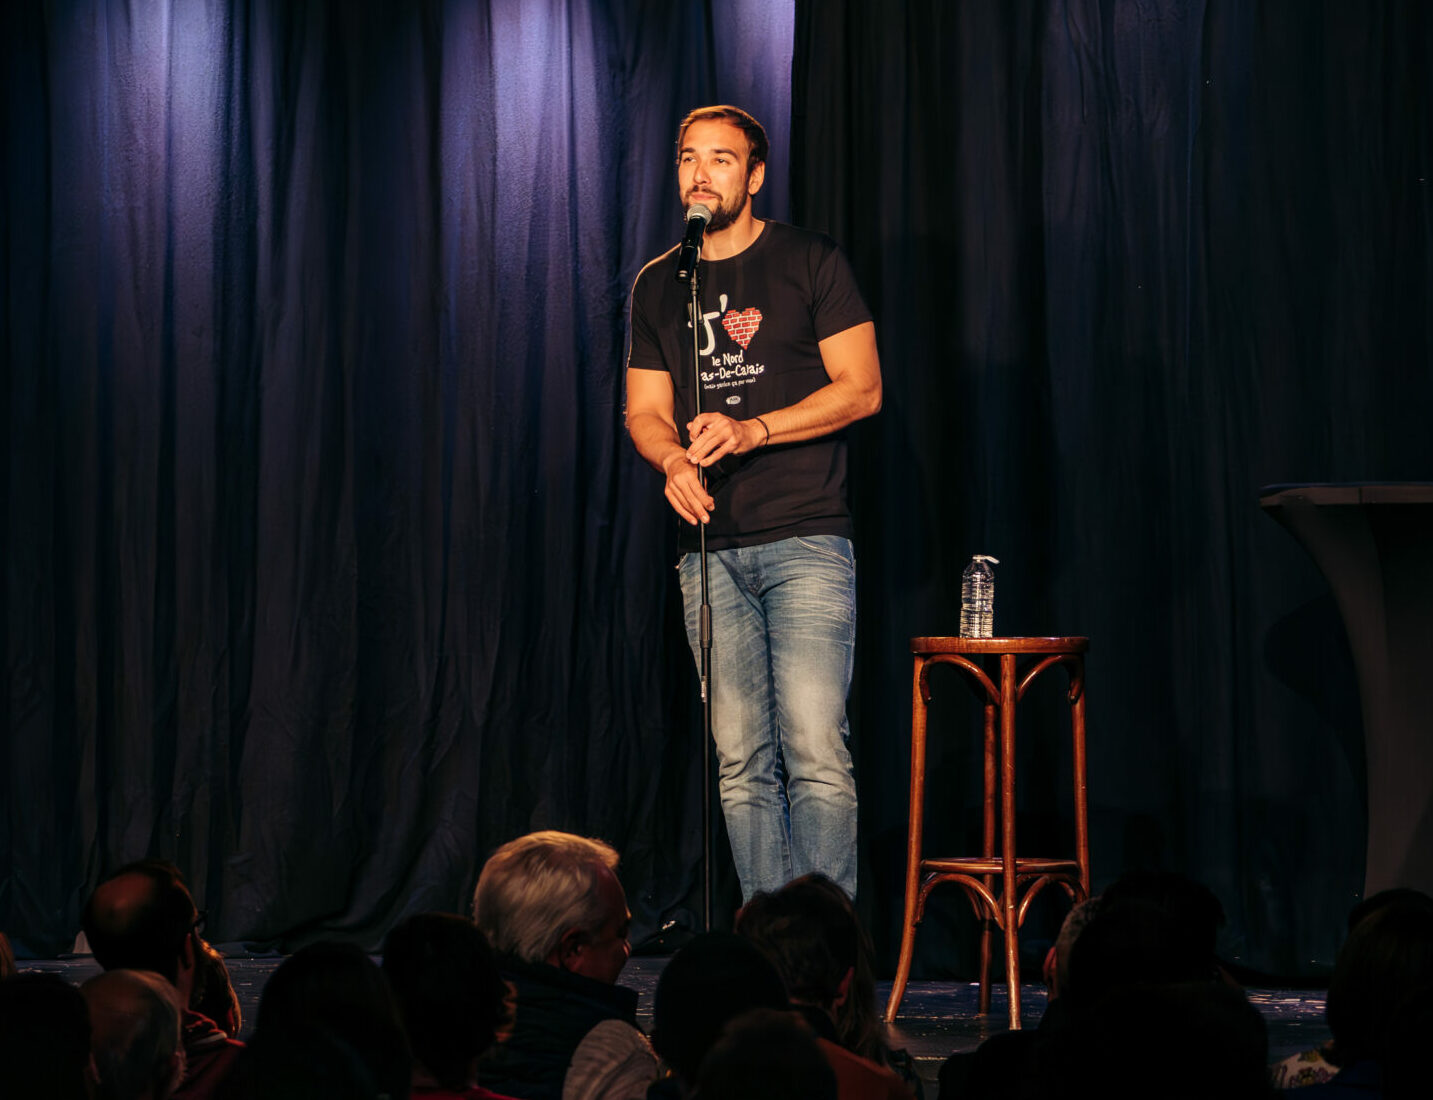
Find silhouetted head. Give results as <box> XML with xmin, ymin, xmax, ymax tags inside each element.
<box><xmin>82</xmin><ymin>969</ymin><xmax>185</xmax><ymax>1100</ymax></box>
<box><xmin>82</xmin><ymin>861</ymin><xmax>199</xmax><ymax>985</ymax></box>
<box><xmin>382</xmin><ymin>913</ymin><xmax>509</xmax><ymax>1090</ymax></box>
<box><xmin>0</xmin><ymin>973</ymin><xmax>96</xmax><ymax>1099</ymax></box>
<box><xmin>651</xmin><ymin>932</ymin><xmax>789</xmax><ymax>1086</ymax></box>
<box><xmin>694</xmin><ymin>1007</ymin><xmax>835</xmax><ymax>1100</ymax></box>
<box><xmin>1326</xmin><ymin>896</ymin><xmax>1433</xmax><ymax>1065</ymax></box>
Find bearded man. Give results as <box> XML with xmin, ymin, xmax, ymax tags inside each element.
<box><xmin>625</xmin><ymin>105</ymin><xmax>882</xmax><ymax>901</ymax></box>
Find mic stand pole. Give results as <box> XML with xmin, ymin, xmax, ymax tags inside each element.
<box><xmin>686</xmin><ymin>262</ymin><xmax>714</xmax><ymax>934</ymax></box>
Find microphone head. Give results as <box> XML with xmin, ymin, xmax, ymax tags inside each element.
<box><xmin>686</xmin><ymin>202</ymin><xmax>712</xmax><ymax>226</ymax></box>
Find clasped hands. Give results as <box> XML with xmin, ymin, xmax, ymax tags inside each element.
<box><xmin>661</xmin><ymin>412</ymin><xmax>766</xmax><ymax>525</ymax></box>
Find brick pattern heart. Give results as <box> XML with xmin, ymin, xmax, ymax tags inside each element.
<box><xmin>722</xmin><ymin>307</ymin><xmax>763</xmax><ymax>349</ymax></box>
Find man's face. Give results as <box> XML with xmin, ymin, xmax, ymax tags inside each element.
<box><xmin>565</xmin><ymin>864</ymin><xmax>631</xmax><ymax>985</ymax></box>
<box><xmin>677</xmin><ymin>119</ymin><xmax>765</xmax><ymax>233</ymax></box>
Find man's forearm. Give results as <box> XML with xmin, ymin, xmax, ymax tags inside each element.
<box><xmin>756</xmin><ymin>372</ymin><xmax>882</xmax><ymax>446</ymax></box>
<box><xmin>627</xmin><ymin>410</ymin><xmax>688</xmax><ymax>475</ymax></box>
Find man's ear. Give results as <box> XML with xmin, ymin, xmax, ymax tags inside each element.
<box><xmin>556</xmin><ymin>927</ymin><xmax>586</xmax><ymax>971</ymax></box>
<box><xmin>833</xmin><ymin>966</ymin><xmax>854</xmax><ymax>1010</ymax></box>
<box><xmin>747</xmin><ymin>160</ymin><xmax>766</xmax><ymax>197</ymax></box>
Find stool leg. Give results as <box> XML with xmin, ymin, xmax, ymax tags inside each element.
<box><xmin>1070</xmin><ymin>658</ymin><xmax>1091</xmax><ymax>896</ymax></box>
<box><xmin>978</xmin><ymin>692</ymin><xmax>997</xmax><ymax>1016</ymax></box>
<box><xmin>885</xmin><ymin>656</ymin><xmax>930</xmax><ymax>1023</ymax></box>
<box><xmin>1000</xmin><ymin>653</ymin><xmax>1021</xmax><ymax>1030</ymax></box>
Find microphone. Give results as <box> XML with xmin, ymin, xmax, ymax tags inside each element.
<box><xmin>674</xmin><ymin>203</ymin><xmax>712</xmax><ymax>283</ymax></box>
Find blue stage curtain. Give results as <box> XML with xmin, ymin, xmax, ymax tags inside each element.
<box><xmin>0</xmin><ymin>0</ymin><xmax>792</xmax><ymax>953</ymax></box>
<box><xmin>5</xmin><ymin>0</ymin><xmax>1430</xmax><ymax>979</ymax></box>
<box><xmin>795</xmin><ymin>0</ymin><xmax>1433</xmax><ymax>977</ymax></box>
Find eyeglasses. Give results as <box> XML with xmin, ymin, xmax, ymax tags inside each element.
<box><xmin>192</xmin><ymin>909</ymin><xmax>208</xmax><ymax>937</ymax></box>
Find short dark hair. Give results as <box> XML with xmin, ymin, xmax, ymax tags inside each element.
<box><xmin>676</xmin><ymin>105</ymin><xmax>769</xmax><ymax>171</ymax></box>
<box><xmin>1101</xmin><ymin>869</ymin><xmax>1226</xmax><ymax>974</ymax></box>
<box><xmin>0</xmin><ymin>973</ymin><xmax>94</xmax><ymax>1099</ymax></box>
<box><xmin>82</xmin><ymin>860</ymin><xmax>197</xmax><ymax>981</ymax></box>
<box><xmin>651</xmin><ymin>932</ymin><xmax>789</xmax><ymax>1084</ymax></box>
<box><xmin>696</xmin><ymin>1008</ymin><xmax>836</xmax><ymax>1100</ymax></box>
<box><xmin>1326</xmin><ymin>897</ymin><xmax>1433</xmax><ymax>1064</ymax></box>
<box><xmin>382</xmin><ymin>913</ymin><xmax>510</xmax><ymax>1090</ymax></box>
<box><xmin>254</xmin><ymin>941</ymin><xmax>411</xmax><ymax>1100</ymax></box>
<box><xmin>1065</xmin><ymin>900</ymin><xmax>1212</xmax><ymax>1013</ymax></box>
<box><xmin>735</xmin><ymin>876</ymin><xmax>856</xmax><ymax>1007</ymax></box>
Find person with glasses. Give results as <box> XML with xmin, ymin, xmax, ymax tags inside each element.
<box><xmin>82</xmin><ymin>860</ymin><xmax>244</xmax><ymax>1100</ymax></box>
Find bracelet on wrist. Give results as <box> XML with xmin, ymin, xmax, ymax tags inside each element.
<box><xmin>754</xmin><ymin>415</ymin><xmax>771</xmax><ymax>448</ymax></box>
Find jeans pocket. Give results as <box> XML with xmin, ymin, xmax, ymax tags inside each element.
<box><xmin>793</xmin><ymin>535</ymin><xmax>855</xmax><ymax>567</ymax></box>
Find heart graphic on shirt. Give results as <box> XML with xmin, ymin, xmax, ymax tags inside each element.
<box><xmin>722</xmin><ymin>308</ymin><xmax>763</xmax><ymax>349</ymax></box>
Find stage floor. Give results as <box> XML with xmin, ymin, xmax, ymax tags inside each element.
<box><xmin>23</xmin><ymin>955</ymin><xmax>1330</xmax><ymax>1096</ymax></box>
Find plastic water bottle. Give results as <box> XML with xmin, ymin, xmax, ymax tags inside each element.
<box><xmin>960</xmin><ymin>554</ymin><xmax>999</xmax><ymax>638</ymax></box>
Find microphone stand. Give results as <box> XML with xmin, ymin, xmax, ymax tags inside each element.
<box><xmin>684</xmin><ymin>258</ymin><xmax>714</xmax><ymax>934</ymax></box>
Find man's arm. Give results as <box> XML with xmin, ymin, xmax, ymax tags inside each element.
<box><xmin>625</xmin><ymin>367</ymin><xmax>717</xmax><ymax>525</ymax></box>
<box><xmin>683</xmin><ymin>321</ymin><xmax>882</xmax><ymax>467</ymax></box>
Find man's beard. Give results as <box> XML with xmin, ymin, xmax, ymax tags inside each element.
<box><xmin>687</xmin><ymin>186</ymin><xmax>748</xmax><ymax>233</ymax></box>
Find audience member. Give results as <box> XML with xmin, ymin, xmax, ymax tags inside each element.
<box><xmin>937</xmin><ymin>896</ymin><xmax>1098</xmax><ymax>1100</ymax></box>
<box><xmin>693</xmin><ymin>1008</ymin><xmax>836</xmax><ymax>1100</ymax></box>
<box><xmin>81</xmin><ymin>860</ymin><xmax>242</xmax><ymax>1099</ymax></box>
<box><xmin>1289</xmin><ymin>894</ymin><xmax>1433</xmax><ymax>1097</ymax></box>
<box><xmin>82</xmin><ymin>969</ymin><xmax>185</xmax><ymax>1100</ymax></box>
<box><xmin>191</xmin><ymin>940</ymin><xmax>241</xmax><ymax>1039</ymax></box>
<box><xmin>218</xmin><ymin>1024</ymin><xmax>395</xmax><ymax>1100</ymax></box>
<box><xmin>1041</xmin><ymin>896</ymin><xmax>1100</xmax><ymax>1010</ymax></box>
<box><xmin>1272</xmin><ymin>888</ymin><xmax>1433</xmax><ymax>1089</ymax></box>
<box><xmin>231</xmin><ymin>940</ymin><xmax>411</xmax><ymax>1100</ymax></box>
<box><xmin>648</xmin><ymin>932</ymin><xmax>794</xmax><ymax>1096</ymax></box>
<box><xmin>0</xmin><ymin>930</ymin><xmax>16</xmax><ymax>979</ymax></box>
<box><xmin>382</xmin><ymin>912</ymin><xmax>514</xmax><ymax>1099</ymax></box>
<box><xmin>0</xmin><ymin>971</ymin><xmax>98</xmax><ymax>1098</ymax></box>
<box><xmin>1051</xmin><ymin>980</ymin><xmax>1270</xmax><ymax>1100</ymax></box>
<box><xmin>742</xmin><ymin>875</ymin><xmax>893</xmax><ymax>1067</ymax></box>
<box><xmin>1062</xmin><ymin>898</ymin><xmax>1212</xmax><ymax>1016</ymax></box>
<box><xmin>472</xmin><ymin>831</ymin><xmax>655</xmax><ymax>1100</ymax></box>
<box><xmin>943</xmin><ymin>872</ymin><xmax>1248</xmax><ymax>1100</ymax></box>
<box><xmin>735</xmin><ymin>878</ymin><xmax>910</xmax><ymax>1100</ymax></box>
<box><xmin>1098</xmin><ymin>870</ymin><xmax>1227</xmax><ymax>982</ymax></box>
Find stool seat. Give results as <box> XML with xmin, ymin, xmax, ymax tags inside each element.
<box><xmin>910</xmin><ymin>635</ymin><xmax>1088</xmax><ymax>654</ymax></box>
<box><xmin>884</xmin><ymin>635</ymin><xmax>1091</xmax><ymax>1029</ymax></box>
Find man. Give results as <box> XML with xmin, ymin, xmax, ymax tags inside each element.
<box><xmin>81</xmin><ymin>969</ymin><xmax>186</xmax><ymax>1100</ymax></box>
<box><xmin>381</xmin><ymin>912</ymin><xmax>512</xmax><ymax>1098</ymax></box>
<box><xmin>736</xmin><ymin>879</ymin><xmax>910</xmax><ymax>1100</ymax></box>
<box><xmin>626</xmin><ymin>104</ymin><xmax>882</xmax><ymax>902</ymax></box>
<box><xmin>81</xmin><ymin>860</ymin><xmax>242</xmax><ymax>1100</ymax></box>
<box><xmin>472</xmin><ymin>831</ymin><xmax>656</xmax><ymax>1100</ymax></box>
<box><xmin>0</xmin><ymin>973</ymin><xmax>99</xmax><ymax>1099</ymax></box>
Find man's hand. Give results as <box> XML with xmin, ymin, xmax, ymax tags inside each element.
<box><xmin>685</xmin><ymin>413</ymin><xmax>764</xmax><ymax>467</ymax></box>
<box><xmin>662</xmin><ymin>451</ymin><xmax>716</xmax><ymax>525</ymax></box>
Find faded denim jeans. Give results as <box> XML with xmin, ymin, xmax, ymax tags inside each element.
<box><xmin>679</xmin><ymin>534</ymin><xmax>858</xmax><ymax>900</ymax></box>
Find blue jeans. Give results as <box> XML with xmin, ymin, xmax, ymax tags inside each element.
<box><xmin>679</xmin><ymin>534</ymin><xmax>858</xmax><ymax>901</ymax></box>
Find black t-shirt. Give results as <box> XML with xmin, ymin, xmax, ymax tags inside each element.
<box><xmin>627</xmin><ymin>221</ymin><xmax>872</xmax><ymax>550</ymax></box>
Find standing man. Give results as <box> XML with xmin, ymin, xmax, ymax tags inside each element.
<box><xmin>625</xmin><ymin>105</ymin><xmax>882</xmax><ymax>901</ymax></box>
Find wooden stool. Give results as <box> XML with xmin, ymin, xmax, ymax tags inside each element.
<box><xmin>883</xmin><ymin>636</ymin><xmax>1091</xmax><ymax>1029</ymax></box>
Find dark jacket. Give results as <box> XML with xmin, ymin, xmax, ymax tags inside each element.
<box><xmin>479</xmin><ymin>955</ymin><xmax>641</xmax><ymax>1100</ymax></box>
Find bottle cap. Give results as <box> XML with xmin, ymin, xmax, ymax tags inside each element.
<box><xmin>972</xmin><ymin>554</ymin><xmax>999</xmax><ymax>564</ymax></box>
